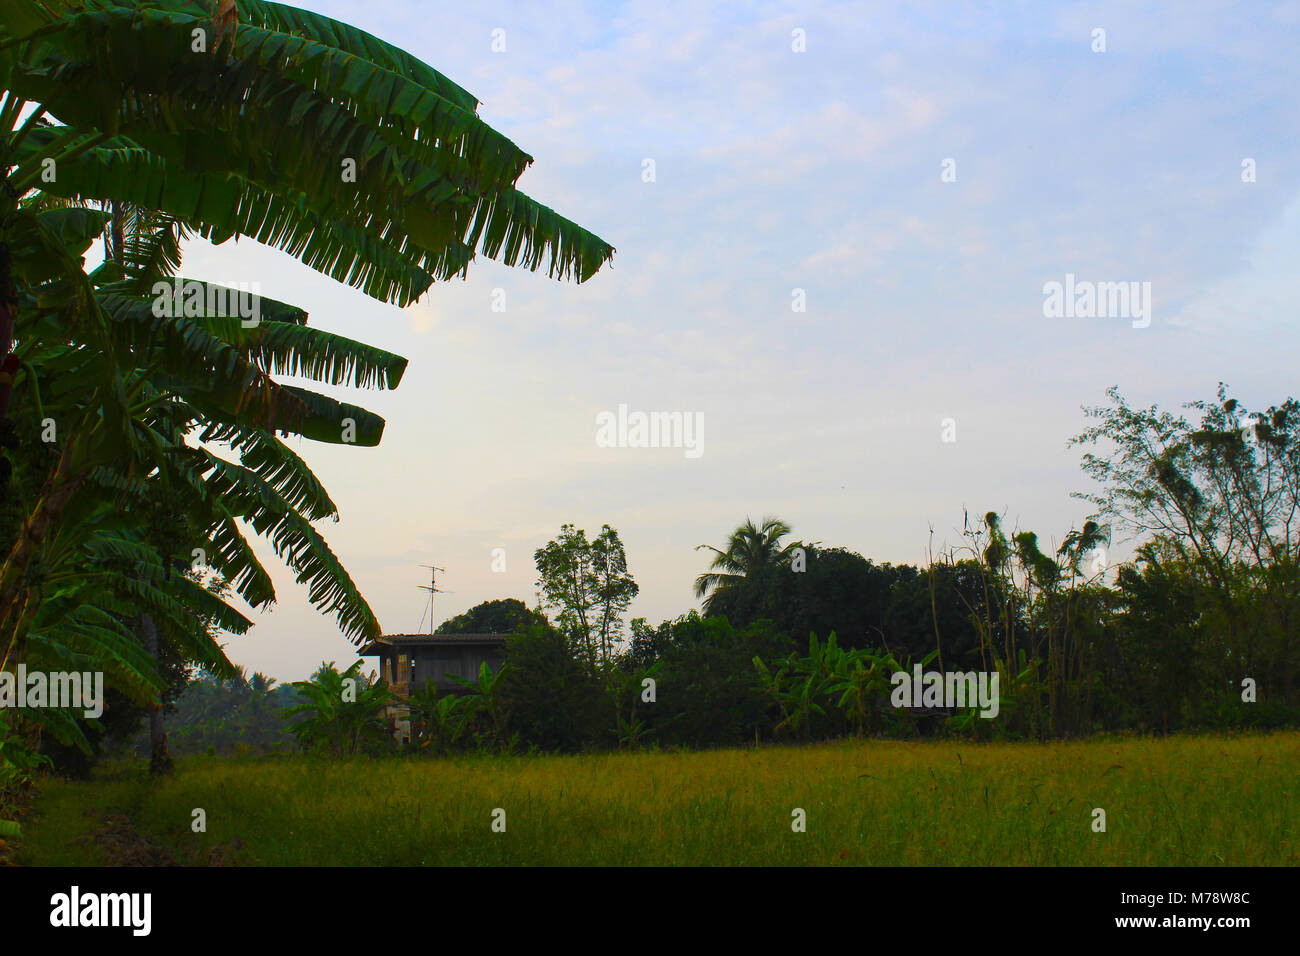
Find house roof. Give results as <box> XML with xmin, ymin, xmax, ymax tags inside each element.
<box><xmin>358</xmin><ymin>633</ymin><xmax>509</xmax><ymax>655</ymax></box>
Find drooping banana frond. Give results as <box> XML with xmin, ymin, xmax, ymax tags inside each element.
<box><xmin>22</xmin><ymin>133</ymin><xmax>446</xmax><ymax>305</ymax></box>
<box><xmin>196</xmin><ymin>419</ymin><xmax>338</xmax><ymax>521</ymax></box>
<box><xmin>98</xmin><ymin>292</ymin><xmax>392</xmax><ymax>447</ymax></box>
<box><xmin>118</xmin><ymin>209</ymin><xmax>191</xmax><ymax>293</ymax></box>
<box><xmin>100</xmin><ymin>291</ymin><xmax>303</xmax><ymax>428</ymax></box>
<box><xmin>192</xmin><ymin>315</ymin><xmax>407</xmax><ymax>390</ymax></box>
<box><xmin>136</xmin><ymin>277</ymin><xmax>309</xmax><ymax>325</ymax></box>
<box><xmin>29</xmin><ymin>593</ymin><xmax>167</xmax><ymax>704</ymax></box>
<box><xmin>178</xmin><ymin>382</ymin><xmax>386</xmax><ymax>446</ymax></box>
<box><xmin>235</xmin><ymin>0</ymin><xmax>481</xmax><ymax>113</ymax></box>
<box><xmin>192</xmin><ymin>450</ymin><xmax>381</xmax><ymax>641</ymax></box>
<box><xmin>5</xmin><ymin>3</ymin><xmax>614</xmax><ymax>302</ymax></box>
<box><xmin>200</xmin><ymin>513</ymin><xmax>278</xmax><ymax>609</ymax></box>
<box><xmin>16</xmin><ymin>191</ymin><xmax>83</xmax><ymax>214</ymax></box>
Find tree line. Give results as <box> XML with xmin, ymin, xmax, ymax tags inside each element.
<box><xmin>269</xmin><ymin>385</ymin><xmax>1300</xmax><ymax>756</ymax></box>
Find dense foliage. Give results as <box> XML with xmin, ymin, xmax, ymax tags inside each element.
<box><xmin>277</xmin><ymin>418</ymin><xmax>1300</xmax><ymax>757</ymax></box>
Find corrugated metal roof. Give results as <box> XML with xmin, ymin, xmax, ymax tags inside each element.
<box><xmin>358</xmin><ymin>633</ymin><xmax>509</xmax><ymax>655</ymax></box>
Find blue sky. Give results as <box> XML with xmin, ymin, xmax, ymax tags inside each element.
<box><xmin>180</xmin><ymin>0</ymin><xmax>1300</xmax><ymax>679</ymax></box>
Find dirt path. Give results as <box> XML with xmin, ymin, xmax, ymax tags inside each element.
<box><xmin>75</xmin><ymin>808</ymin><xmax>245</xmax><ymax>866</ymax></box>
<box><xmin>76</xmin><ymin>809</ymin><xmax>181</xmax><ymax>866</ymax></box>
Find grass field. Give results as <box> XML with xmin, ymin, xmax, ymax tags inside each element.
<box><xmin>18</xmin><ymin>732</ymin><xmax>1298</xmax><ymax>866</ymax></box>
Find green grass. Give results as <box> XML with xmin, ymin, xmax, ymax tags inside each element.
<box><xmin>19</xmin><ymin>732</ymin><xmax>1297</xmax><ymax>866</ymax></box>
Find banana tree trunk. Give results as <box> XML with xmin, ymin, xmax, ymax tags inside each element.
<box><xmin>140</xmin><ymin>613</ymin><xmax>174</xmax><ymax>776</ymax></box>
<box><xmin>0</xmin><ymin>443</ymin><xmax>84</xmax><ymax>668</ymax></box>
<box><xmin>0</xmin><ymin>241</ymin><xmax>18</xmax><ymax>419</ymax></box>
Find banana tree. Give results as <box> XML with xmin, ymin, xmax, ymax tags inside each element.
<box><xmin>752</xmin><ymin>655</ymin><xmax>793</xmax><ymax>737</ymax></box>
<box><xmin>448</xmin><ymin>661</ymin><xmax>511</xmax><ymax>749</ymax></box>
<box><xmin>607</xmin><ymin>659</ymin><xmax>659</xmax><ymax>750</ymax></box>
<box><xmin>2</xmin><ymin>201</ymin><xmax>401</xmax><ymax>646</ymax></box>
<box><xmin>830</xmin><ymin>647</ymin><xmax>895</xmax><ymax>737</ymax></box>
<box><xmin>0</xmin><ymin>202</ymin><xmax>406</xmax><ymax>770</ymax></box>
<box><xmin>404</xmin><ymin>681</ymin><xmax>467</xmax><ymax>755</ymax></box>
<box><xmin>1</xmin><ymin>0</ymin><xmax>614</xmax><ymax>661</ymax></box>
<box><xmin>283</xmin><ymin>660</ymin><xmax>392</xmax><ymax>757</ymax></box>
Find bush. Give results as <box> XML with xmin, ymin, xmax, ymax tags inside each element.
<box><xmin>499</xmin><ymin>625</ymin><xmax>605</xmax><ymax>752</ymax></box>
<box><xmin>635</xmin><ymin>613</ymin><xmax>793</xmax><ymax>748</ymax></box>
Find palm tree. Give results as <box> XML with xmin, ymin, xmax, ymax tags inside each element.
<box><xmin>694</xmin><ymin>516</ymin><xmax>801</xmax><ymax>613</ymax></box>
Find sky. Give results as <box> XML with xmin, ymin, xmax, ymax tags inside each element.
<box><xmin>174</xmin><ymin>0</ymin><xmax>1300</xmax><ymax>681</ymax></box>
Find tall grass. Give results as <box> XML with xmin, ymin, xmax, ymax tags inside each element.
<box><xmin>21</xmin><ymin>732</ymin><xmax>1297</xmax><ymax>866</ymax></box>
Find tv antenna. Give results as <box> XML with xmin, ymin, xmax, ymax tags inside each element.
<box><xmin>416</xmin><ymin>565</ymin><xmax>453</xmax><ymax>634</ymax></box>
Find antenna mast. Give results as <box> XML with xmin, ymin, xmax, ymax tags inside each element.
<box><xmin>419</xmin><ymin>565</ymin><xmax>446</xmax><ymax>635</ymax></box>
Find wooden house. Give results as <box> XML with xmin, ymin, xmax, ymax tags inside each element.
<box><xmin>359</xmin><ymin>633</ymin><xmax>508</xmax><ymax>698</ymax></box>
<box><xmin>359</xmin><ymin>633</ymin><xmax>509</xmax><ymax>744</ymax></box>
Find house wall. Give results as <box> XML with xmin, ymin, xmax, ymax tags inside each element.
<box><xmin>408</xmin><ymin>645</ymin><xmax>506</xmax><ymax>690</ymax></box>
